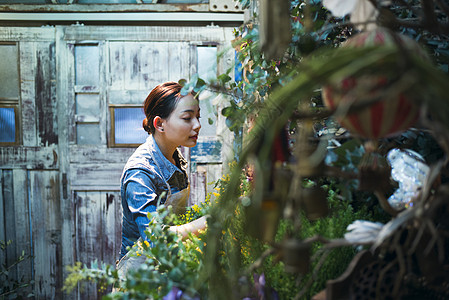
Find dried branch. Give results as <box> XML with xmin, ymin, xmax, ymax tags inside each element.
<box><xmin>374</xmin><ymin>189</ymin><xmax>402</xmax><ymax>217</ymax></box>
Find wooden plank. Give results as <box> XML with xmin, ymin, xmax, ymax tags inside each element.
<box><xmin>189</xmin><ymin>43</ymin><xmax>198</xmax><ymax>78</ymax></box>
<box><xmin>20</xmin><ymin>42</ymin><xmax>37</xmax><ymax>147</ymax></box>
<box><xmin>108</xmin><ymin>90</ymin><xmax>149</xmax><ymax>105</ymax></box>
<box><xmin>12</xmin><ymin>169</ymin><xmax>32</xmax><ymax>296</ymax></box>
<box><xmin>0</xmin><ymin>170</ymin><xmax>5</xmax><ymax>268</ymax></box>
<box><xmin>2</xmin><ymin>169</ymin><xmax>17</xmax><ymax>282</ymax></box>
<box><xmin>0</xmin><ymin>3</ymin><xmax>210</xmax><ymax>13</ymax></box>
<box><xmin>63</xmin><ymin>26</ymin><xmax>235</xmax><ymax>43</ymax></box>
<box><xmin>65</xmin><ymin>42</ymin><xmax>77</xmax><ymax>144</ymax></box>
<box><xmin>189</xmin><ymin>165</ymin><xmax>207</xmax><ymax>206</ymax></box>
<box><xmin>102</xmin><ymin>191</ymin><xmax>122</xmax><ymax>265</ymax></box>
<box><xmin>74</xmin><ymin>191</ymin><xmax>103</xmax><ymax>299</ymax></box>
<box><xmin>35</xmin><ymin>41</ymin><xmax>58</xmax><ymax>146</ymax></box>
<box><xmin>150</xmin><ymin>42</ymin><xmax>170</xmax><ymax>85</ymax></box>
<box><xmin>139</xmin><ymin>43</ymin><xmax>153</xmax><ymax>91</ymax></box>
<box><xmin>69</xmin><ymin>145</ymin><xmax>134</xmax><ymax>164</ymax></box>
<box><xmin>108</xmin><ymin>42</ymin><xmax>125</xmax><ymax>91</ymax></box>
<box><xmin>30</xmin><ymin>170</ymin><xmax>62</xmax><ymax>299</ymax></box>
<box><xmin>99</xmin><ymin>41</ymin><xmax>107</xmax><ymax>146</ymax></box>
<box><xmin>70</xmin><ymin>163</ymin><xmax>124</xmax><ymax>191</ymax></box>
<box><xmin>110</xmin><ymin>41</ymin><xmax>191</xmax><ymax>92</ymax></box>
<box><xmin>168</xmin><ymin>42</ymin><xmax>186</xmax><ymax>82</ymax></box>
<box><xmin>56</xmin><ymin>27</ymin><xmax>76</xmax><ymax>300</ymax></box>
<box><xmin>0</xmin><ymin>146</ymin><xmax>58</xmax><ymax>169</ymax></box>
<box><xmin>123</xmin><ymin>42</ymin><xmax>141</xmax><ymax>91</ymax></box>
<box><xmin>190</xmin><ymin>137</ymin><xmax>222</xmax><ymax>163</ymax></box>
<box><xmin>179</xmin><ymin>42</ymin><xmax>191</xmax><ymax>81</ymax></box>
<box><xmin>0</xmin><ymin>27</ymin><xmax>55</xmax><ymax>41</ymax></box>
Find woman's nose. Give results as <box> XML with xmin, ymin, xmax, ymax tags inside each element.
<box><xmin>194</xmin><ymin>117</ymin><xmax>201</xmax><ymax>131</ymax></box>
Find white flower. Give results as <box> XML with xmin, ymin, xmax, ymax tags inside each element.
<box><xmin>344</xmin><ymin>220</ymin><xmax>384</xmax><ymax>243</ymax></box>
<box><xmin>323</xmin><ymin>0</ymin><xmax>358</xmax><ymax>17</ymax></box>
<box><xmin>322</xmin><ymin>0</ymin><xmax>389</xmax><ymax>31</ymax></box>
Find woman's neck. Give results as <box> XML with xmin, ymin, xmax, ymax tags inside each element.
<box><xmin>153</xmin><ymin>134</ymin><xmax>177</xmax><ymax>165</ymax></box>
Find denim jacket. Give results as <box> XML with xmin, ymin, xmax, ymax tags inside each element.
<box><xmin>120</xmin><ymin>135</ymin><xmax>188</xmax><ymax>258</ymax></box>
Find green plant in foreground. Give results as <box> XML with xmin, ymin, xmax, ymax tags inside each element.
<box><xmin>0</xmin><ymin>240</ymin><xmax>34</xmax><ymax>299</ymax></box>
<box><xmin>64</xmin><ymin>206</ymin><xmax>208</xmax><ymax>299</ymax></box>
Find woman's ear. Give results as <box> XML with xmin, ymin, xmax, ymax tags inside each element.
<box><xmin>153</xmin><ymin>116</ymin><xmax>165</xmax><ymax>133</ymax></box>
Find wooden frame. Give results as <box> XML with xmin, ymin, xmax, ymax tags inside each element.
<box><xmin>0</xmin><ymin>42</ymin><xmax>21</xmax><ymax>146</ymax></box>
<box><xmin>108</xmin><ymin>104</ymin><xmax>147</xmax><ymax>148</ymax></box>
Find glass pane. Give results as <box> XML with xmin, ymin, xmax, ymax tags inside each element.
<box><xmin>0</xmin><ymin>107</ymin><xmax>16</xmax><ymax>143</ymax></box>
<box><xmin>198</xmin><ymin>95</ymin><xmax>216</xmax><ymax>137</ymax></box>
<box><xmin>76</xmin><ymin>94</ymin><xmax>100</xmax><ymax>117</ymax></box>
<box><xmin>0</xmin><ymin>45</ymin><xmax>19</xmax><ymax>99</ymax></box>
<box><xmin>75</xmin><ymin>45</ymin><xmax>99</xmax><ymax>86</ymax></box>
<box><xmin>197</xmin><ymin>46</ymin><xmax>217</xmax><ymax>83</ymax></box>
<box><xmin>114</xmin><ymin>107</ymin><xmax>148</xmax><ymax>144</ymax></box>
<box><xmin>77</xmin><ymin>124</ymin><xmax>101</xmax><ymax>145</ymax></box>
<box><xmin>197</xmin><ymin>46</ymin><xmax>217</xmax><ymax>136</ymax></box>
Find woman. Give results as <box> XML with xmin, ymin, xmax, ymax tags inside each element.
<box><xmin>119</xmin><ymin>81</ymin><xmax>207</xmax><ymax>263</ymax></box>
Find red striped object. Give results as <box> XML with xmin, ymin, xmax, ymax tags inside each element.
<box><xmin>322</xmin><ymin>27</ymin><xmax>427</xmax><ymax>139</ymax></box>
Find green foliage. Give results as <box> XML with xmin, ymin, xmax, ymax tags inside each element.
<box><xmin>64</xmin><ymin>206</ymin><xmax>209</xmax><ymax>299</ymax></box>
<box><xmin>173</xmin><ymin>189</ymin><xmax>213</xmax><ymax>226</ymax></box>
<box><xmin>0</xmin><ymin>240</ymin><xmax>34</xmax><ymax>299</ymax></box>
<box><xmin>63</xmin><ymin>261</ymin><xmax>117</xmax><ymax>294</ymax></box>
<box><xmin>223</xmin><ymin>175</ymin><xmax>381</xmax><ymax>299</ymax></box>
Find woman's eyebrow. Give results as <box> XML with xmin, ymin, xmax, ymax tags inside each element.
<box><xmin>181</xmin><ymin>109</ymin><xmax>200</xmax><ymax>113</ymax></box>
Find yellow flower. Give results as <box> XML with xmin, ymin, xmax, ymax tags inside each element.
<box><xmin>144</xmin><ymin>240</ymin><xmax>150</xmax><ymax>248</ymax></box>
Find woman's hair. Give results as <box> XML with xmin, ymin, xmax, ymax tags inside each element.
<box><xmin>142</xmin><ymin>81</ymin><xmax>183</xmax><ymax>134</ymax></box>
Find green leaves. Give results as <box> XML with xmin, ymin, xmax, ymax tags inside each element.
<box><xmin>64</xmin><ymin>206</ymin><xmax>209</xmax><ymax>299</ymax></box>
<box><xmin>0</xmin><ymin>240</ymin><xmax>33</xmax><ymax>299</ymax></box>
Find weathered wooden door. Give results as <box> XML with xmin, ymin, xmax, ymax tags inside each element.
<box><xmin>0</xmin><ymin>24</ymin><xmax>234</xmax><ymax>299</ymax></box>
<box><xmin>0</xmin><ymin>27</ymin><xmax>65</xmax><ymax>298</ymax></box>
<box><xmin>60</xmin><ymin>25</ymin><xmax>234</xmax><ymax>299</ymax></box>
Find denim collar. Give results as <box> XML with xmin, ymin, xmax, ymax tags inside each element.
<box><xmin>146</xmin><ymin>135</ymin><xmax>187</xmax><ymax>182</ymax></box>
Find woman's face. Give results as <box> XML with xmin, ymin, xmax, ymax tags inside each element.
<box><xmin>162</xmin><ymin>93</ymin><xmax>201</xmax><ymax>148</ymax></box>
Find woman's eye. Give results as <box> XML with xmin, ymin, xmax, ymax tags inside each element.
<box><xmin>183</xmin><ymin>117</ymin><xmax>191</xmax><ymax>121</ymax></box>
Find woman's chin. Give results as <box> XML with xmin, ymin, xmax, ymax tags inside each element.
<box><xmin>183</xmin><ymin>140</ymin><xmax>198</xmax><ymax>148</ymax></box>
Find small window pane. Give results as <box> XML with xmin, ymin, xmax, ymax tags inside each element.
<box><xmin>76</xmin><ymin>94</ymin><xmax>100</xmax><ymax>117</ymax></box>
<box><xmin>0</xmin><ymin>107</ymin><xmax>15</xmax><ymax>143</ymax></box>
<box><xmin>0</xmin><ymin>45</ymin><xmax>19</xmax><ymax>99</ymax></box>
<box><xmin>198</xmin><ymin>94</ymin><xmax>216</xmax><ymax>137</ymax></box>
<box><xmin>114</xmin><ymin>107</ymin><xmax>147</xmax><ymax>144</ymax></box>
<box><xmin>75</xmin><ymin>45</ymin><xmax>99</xmax><ymax>86</ymax></box>
<box><xmin>197</xmin><ymin>46</ymin><xmax>217</xmax><ymax>83</ymax></box>
<box><xmin>197</xmin><ymin>46</ymin><xmax>217</xmax><ymax>137</ymax></box>
<box><xmin>77</xmin><ymin>124</ymin><xmax>101</xmax><ymax>145</ymax></box>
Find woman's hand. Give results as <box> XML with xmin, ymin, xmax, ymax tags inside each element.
<box><xmin>169</xmin><ymin>215</ymin><xmax>209</xmax><ymax>239</ymax></box>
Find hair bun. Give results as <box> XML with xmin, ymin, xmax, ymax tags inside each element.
<box><xmin>142</xmin><ymin>118</ymin><xmax>151</xmax><ymax>134</ymax></box>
